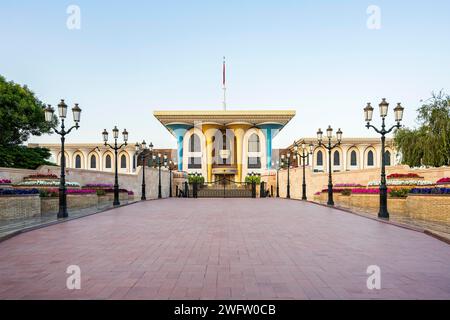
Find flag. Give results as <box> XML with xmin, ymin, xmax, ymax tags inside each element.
<box><xmin>222</xmin><ymin>57</ymin><xmax>226</xmax><ymax>87</ymax></box>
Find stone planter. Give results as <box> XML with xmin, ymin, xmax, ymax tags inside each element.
<box><xmin>41</xmin><ymin>194</ymin><xmax>98</xmax><ymax>215</ymax></box>
<box><xmin>349</xmin><ymin>194</ymin><xmax>379</xmax><ymax>214</ymax></box>
<box><xmin>0</xmin><ymin>194</ymin><xmax>40</xmax><ymax>220</ymax></box>
<box><xmin>387</xmin><ymin>197</ymin><xmax>407</xmax><ymax>217</ymax></box>
<box><xmin>335</xmin><ymin>194</ymin><xmax>351</xmax><ymax>208</ymax></box>
<box><xmin>104</xmin><ymin>191</ymin><xmax>129</xmax><ymax>203</ymax></box>
<box><xmin>406</xmin><ymin>194</ymin><xmax>450</xmax><ymax>223</ymax></box>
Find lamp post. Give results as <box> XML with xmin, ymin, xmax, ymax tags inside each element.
<box><xmin>271</xmin><ymin>160</ymin><xmax>281</xmax><ymax>198</ymax></box>
<box><xmin>317</xmin><ymin>126</ymin><xmax>342</xmax><ymax>206</ymax></box>
<box><xmin>280</xmin><ymin>153</ymin><xmax>294</xmax><ymax>199</ymax></box>
<box><xmin>152</xmin><ymin>153</ymin><xmax>167</xmax><ymax>199</ymax></box>
<box><xmin>364</xmin><ymin>98</ymin><xmax>404</xmax><ymax>219</ymax></box>
<box><xmin>168</xmin><ymin>160</ymin><xmax>176</xmax><ymax>198</ymax></box>
<box><xmin>293</xmin><ymin>141</ymin><xmax>314</xmax><ymax>201</ymax></box>
<box><xmin>44</xmin><ymin>100</ymin><xmax>81</xmax><ymax>218</ymax></box>
<box><xmin>103</xmin><ymin>126</ymin><xmax>128</xmax><ymax>206</ymax></box>
<box><xmin>135</xmin><ymin>140</ymin><xmax>153</xmax><ymax>201</ymax></box>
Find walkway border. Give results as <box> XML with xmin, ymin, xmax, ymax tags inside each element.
<box><xmin>297</xmin><ymin>198</ymin><xmax>450</xmax><ymax>245</ymax></box>
<box><xmin>0</xmin><ymin>198</ymin><xmax>161</xmax><ymax>243</ymax></box>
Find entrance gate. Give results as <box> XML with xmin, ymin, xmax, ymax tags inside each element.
<box><xmin>189</xmin><ymin>177</ymin><xmax>256</xmax><ymax>198</ymax></box>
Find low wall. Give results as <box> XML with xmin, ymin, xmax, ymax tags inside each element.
<box><xmin>0</xmin><ymin>165</ymin><xmax>183</xmax><ymax>200</ymax></box>
<box><xmin>274</xmin><ymin>165</ymin><xmax>450</xmax><ymax>200</ymax></box>
<box><xmin>0</xmin><ymin>195</ymin><xmax>41</xmax><ymax>220</ymax></box>
<box><xmin>406</xmin><ymin>195</ymin><xmax>450</xmax><ymax>223</ymax></box>
<box><xmin>41</xmin><ymin>194</ymin><xmax>99</xmax><ymax>215</ymax></box>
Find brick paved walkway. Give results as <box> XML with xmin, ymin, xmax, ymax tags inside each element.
<box><xmin>0</xmin><ymin>198</ymin><xmax>449</xmax><ymax>299</ymax></box>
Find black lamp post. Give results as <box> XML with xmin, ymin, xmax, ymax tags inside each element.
<box><xmin>168</xmin><ymin>160</ymin><xmax>176</xmax><ymax>198</ymax></box>
<box><xmin>293</xmin><ymin>141</ymin><xmax>314</xmax><ymax>201</ymax></box>
<box><xmin>280</xmin><ymin>152</ymin><xmax>294</xmax><ymax>199</ymax></box>
<box><xmin>135</xmin><ymin>140</ymin><xmax>153</xmax><ymax>201</ymax></box>
<box><xmin>103</xmin><ymin>126</ymin><xmax>128</xmax><ymax>206</ymax></box>
<box><xmin>44</xmin><ymin>100</ymin><xmax>81</xmax><ymax>218</ymax></box>
<box><xmin>152</xmin><ymin>153</ymin><xmax>167</xmax><ymax>199</ymax></box>
<box><xmin>364</xmin><ymin>98</ymin><xmax>404</xmax><ymax>219</ymax></box>
<box><xmin>317</xmin><ymin>126</ymin><xmax>342</xmax><ymax>206</ymax></box>
<box><xmin>271</xmin><ymin>160</ymin><xmax>280</xmax><ymax>198</ymax></box>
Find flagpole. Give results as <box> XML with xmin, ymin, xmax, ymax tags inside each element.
<box><xmin>222</xmin><ymin>56</ymin><xmax>226</xmax><ymax>111</ymax></box>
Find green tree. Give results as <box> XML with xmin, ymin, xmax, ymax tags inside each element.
<box><xmin>394</xmin><ymin>91</ymin><xmax>450</xmax><ymax>167</ymax></box>
<box><xmin>0</xmin><ymin>145</ymin><xmax>54</xmax><ymax>169</ymax></box>
<box><xmin>0</xmin><ymin>75</ymin><xmax>54</xmax><ymax>145</ymax></box>
<box><xmin>0</xmin><ymin>75</ymin><xmax>56</xmax><ymax>169</ymax></box>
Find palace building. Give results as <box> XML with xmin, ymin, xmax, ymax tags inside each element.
<box><xmin>153</xmin><ymin>110</ymin><xmax>296</xmax><ymax>182</ymax></box>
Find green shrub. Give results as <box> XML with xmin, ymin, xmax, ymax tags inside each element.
<box><xmin>389</xmin><ymin>188</ymin><xmax>410</xmax><ymax>198</ymax></box>
<box><xmin>340</xmin><ymin>189</ymin><xmax>351</xmax><ymax>196</ymax></box>
<box><xmin>245</xmin><ymin>175</ymin><xmax>261</xmax><ymax>184</ymax></box>
<box><xmin>96</xmin><ymin>189</ymin><xmax>106</xmax><ymax>196</ymax></box>
<box><xmin>188</xmin><ymin>174</ymin><xmax>204</xmax><ymax>184</ymax></box>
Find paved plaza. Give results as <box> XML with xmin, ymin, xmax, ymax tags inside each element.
<box><xmin>0</xmin><ymin>198</ymin><xmax>449</xmax><ymax>299</ymax></box>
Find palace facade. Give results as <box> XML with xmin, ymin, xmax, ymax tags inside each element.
<box><xmin>153</xmin><ymin>110</ymin><xmax>296</xmax><ymax>182</ymax></box>
<box><xmin>31</xmin><ymin>110</ymin><xmax>399</xmax><ymax>181</ymax></box>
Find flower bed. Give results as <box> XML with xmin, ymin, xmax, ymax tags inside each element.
<box><xmin>0</xmin><ymin>188</ymin><xmax>40</xmax><ymax>195</ymax></box>
<box><xmin>40</xmin><ymin>189</ymin><xmax>96</xmax><ymax>197</ymax></box>
<box><xmin>334</xmin><ymin>183</ymin><xmax>363</xmax><ymax>188</ymax></box>
<box><xmin>24</xmin><ymin>173</ymin><xmax>58</xmax><ymax>181</ymax></box>
<box><xmin>0</xmin><ymin>179</ymin><xmax>13</xmax><ymax>190</ymax></box>
<box><xmin>367</xmin><ymin>180</ymin><xmax>433</xmax><ymax>188</ymax></box>
<box><xmin>387</xmin><ymin>173</ymin><xmax>423</xmax><ymax>180</ymax></box>
<box><xmin>14</xmin><ymin>180</ymin><xmax>81</xmax><ymax>189</ymax></box>
<box><xmin>436</xmin><ymin>177</ymin><xmax>450</xmax><ymax>187</ymax></box>
<box><xmin>321</xmin><ymin>188</ymin><xmax>347</xmax><ymax>193</ymax></box>
<box><xmin>409</xmin><ymin>187</ymin><xmax>450</xmax><ymax>195</ymax></box>
<box><xmin>82</xmin><ymin>183</ymin><xmax>113</xmax><ymax>189</ymax></box>
<box><xmin>350</xmin><ymin>188</ymin><xmax>393</xmax><ymax>194</ymax></box>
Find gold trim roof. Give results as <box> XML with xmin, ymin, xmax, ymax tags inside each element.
<box><xmin>153</xmin><ymin>110</ymin><xmax>296</xmax><ymax>126</ymax></box>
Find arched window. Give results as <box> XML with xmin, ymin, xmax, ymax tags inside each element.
<box><xmin>333</xmin><ymin>151</ymin><xmax>340</xmax><ymax>166</ymax></box>
<box><xmin>120</xmin><ymin>154</ymin><xmax>127</xmax><ymax>169</ymax></box>
<box><xmin>133</xmin><ymin>154</ymin><xmax>136</xmax><ymax>169</ymax></box>
<box><xmin>316</xmin><ymin>150</ymin><xmax>323</xmax><ymax>166</ymax></box>
<box><xmin>248</xmin><ymin>134</ymin><xmax>260</xmax><ymax>152</ymax></box>
<box><xmin>105</xmin><ymin>155</ymin><xmax>112</xmax><ymax>169</ymax></box>
<box><xmin>385</xmin><ymin>151</ymin><xmax>391</xmax><ymax>166</ymax></box>
<box><xmin>248</xmin><ymin>133</ymin><xmax>261</xmax><ymax>168</ymax></box>
<box><xmin>75</xmin><ymin>155</ymin><xmax>81</xmax><ymax>168</ymax></box>
<box><xmin>350</xmin><ymin>150</ymin><xmax>357</xmax><ymax>166</ymax></box>
<box><xmin>189</xmin><ymin>134</ymin><xmax>201</xmax><ymax>152</ymax></box>
<box><xmin>90</xmin><ymin>155</ymin><xmax>97</xmax><ymax>169</ymax></box>
<box><xmin>188</xmin><ymin>133</ymin><xmax>202</xmax><ymax>169</ymax></box>
<box><xmin>367</xmin><ymin>150</ymin><xmax>374</xmax><ymax>166</ymax></box>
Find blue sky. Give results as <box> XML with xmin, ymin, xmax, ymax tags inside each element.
<box><xmin>1</xmin><ymin>0</ymin><xmax>449</xmax><ymax>148</ymax></box>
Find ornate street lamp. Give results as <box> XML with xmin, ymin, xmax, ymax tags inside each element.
<box><xmin>167</xmin><ymin>160</ymin><xmax>176</xmax><ymax>198</ymax></box>
<box><xmin>281</xmin><ymin>152</ymin><xmax>294</xmax><ymax>199</ymax></box>
<box><xmin>44</xmin><ymin>100</ymin><xmax>81</xmax><ymax>218</ymax></box>
<box><xmin>317</xmin><ymin>126</ymin><xmax>342</xmax><ymax>206</ymax></box>
<box><xmin>151</xmin><ymin>153</ymin><xmax>167</xmax><ymax>199</ymax></box>
<box><xmin>293</xmin><ymin>141</ymin><xmax>314</xmax><ymax>200</ymax></box>
<box><xmin>103</xmin><ymin>126</ymin><xmax>128</xmax><ymax>206</ymax></box>
<box><xmin>271</xmin><ymin>160</ymin><xmax>281</xmax><ymax>198</ymax></box>
<box><xmin>135</xmin><ymin>140</ymin><xmax>153</xmax><ymax>200</ymax></box>
<box><xmin>364</xmin><ymin>98</ymin><xmax>404</xmax><ymax>219</ymax></box>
